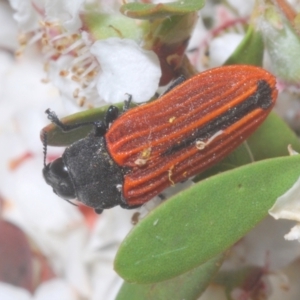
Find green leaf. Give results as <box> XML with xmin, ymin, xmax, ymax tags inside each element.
<box><xmin>142</xmin><ymin>13</ymin><xmax>198</xmax><ymax>85</ymax></box>
<box><xmin>116</xmin><ymin>253</ymin><xmax>224</xmax><ymax>300</ymax></box>
<box><xmin>114</xmin><ymin>155</ymin><xmax>300</xmax><ymax>284</ymax></box>
<box><xmin>196</xmin><ymin>112</ymin><xmax>300</xmax><ymax>180</ymax></box>
<box><xmin>247</xmin><ymin>112</ymin><xmax>300</xmax><ymax>159</ymax></box>
<box><xmin>83</xmin><ymin>13</ymin><xmax>142</xmax><ymax>40</ymax></box>
<box><xmin>146</xmin><ymin>13</ymin><xmax>198</xmax><ymax>45</ymax></box>
<box><xmin>120</xmin><ymin>0</ymin><xmax>205</xmax><ymax>20</ymax></box>
<box><xmin>214</xmin><ymin>266</ymin><xmax>264</xmax><ymax>298</ymax></box>
<box><xmin>225</xmin><ymin>25</ymin><xmax>264</xmax><ymax>66</ymax></box>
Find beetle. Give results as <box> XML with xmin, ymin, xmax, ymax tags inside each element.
<box><xmin>42</xmin><ymin>65</ymin><xmax>278</xmax><ymax>214</ymax></box>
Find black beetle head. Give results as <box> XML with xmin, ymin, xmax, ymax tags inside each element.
<box><xmin>43</xmin><ymin>157</ymin><xmax>76</xmax><ymax>200</ymax></box>
<box><xmin>42</xmin><ymin>128</ymin><xmax>124</xmax><ymax>214</ymax></box>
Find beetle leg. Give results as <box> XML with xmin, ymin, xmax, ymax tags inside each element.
<box><xmin>123</xmin><ymin>94</ymin><xmax>132</xmax><ymax>112</ymax></box>
<box><xmin>105</xmin><ymin>105</ymin><xmax>119</xmax><ymax>126</ymax></box>
<box><xmin>161</xmin><ymin>75</ymin><xmax>186</xmax><ymax>96</ymax></box>
<box><xmin>158</xmin><ymin>193</ymin><xmax>166</xmax><ymax>200</ymax></box>
<box><xmin>94</xmin><ymin>208</ymin><xmax>103</xmax><ymax>214</ymax></box>
<box><xmin>45</xmin><ymin>109</ymin><xmax>96</xmax><ymax>132</ymax></box>
<box><xmin>46</xmin><ymin>109</ymin><xmax>107</xmax><ymax>137</ymax></box>
<box><xmin>120</xmin><ymin>203</ymin><xmax>143</xmax><ymax>209</ymax></box>
<box><xmin>93</xmin><ymin>120</ymin><xmax>107</xmax><ymax>136</ymax></box>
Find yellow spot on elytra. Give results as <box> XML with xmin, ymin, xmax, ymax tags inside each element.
<box><xmin>169</xmin><ymin>117</ymin><xmax>176</xmax><ymax>123</ymax></box>
<box><xmin>134</xmin><ymin>148</ymin><xmax>152</xmax><ymax>166</ymax></box>
<box><xmin>141</xmin><ymin>148</ymin><xmax>151</xmax><ymax>159</ymax></box>
<box><xmin>168</xmin><ymin>166</ymin><xmax>175</xmax><ymax>186</ymax></box>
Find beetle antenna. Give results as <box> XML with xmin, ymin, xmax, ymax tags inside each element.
<box><xmin>42</xmin><ymin>131</ymin><xmax>48</xmax><ymax>167</ymax></box>
<box><xmin>123</xmin><ymin>94</ymin><xmax>132</xmax><ymax>112</ymax></box>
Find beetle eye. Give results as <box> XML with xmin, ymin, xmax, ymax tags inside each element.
<box><xmin>43</xmin><ymin>157</ymin><xmax>76</xmax><ymax>200</ymax></box>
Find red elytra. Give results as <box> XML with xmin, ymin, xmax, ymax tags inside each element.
<box><xmin>105</xmin><ymin>65</ymin><xmax>277</xmax><ymax>206</ymax></box>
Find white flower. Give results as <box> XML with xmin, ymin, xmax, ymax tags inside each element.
<box><xmin>0</xmin><ymin>279</ymin><xmax>79</xmax><ymax>300</ymax></box>
<box><xmin>9</xmin><ymin>0</ymin><xmax>84</xmax><ymax>33</ymax></box>
<box><xmin>0</xmin><ymin>1</ymin><xmax>18</xmax><ymax>50</ymax></box>
<box><xmin>9</xmin><ymin>0</ymin><xmax>96</xmax><ymax>109</ymax></box>
<box><xmin>34</xmin><ymin>279</ymin><xmax>77</xmax><ymax>300</ymax></box>
<box><xmin>90</xmin><ymin>38</ymin><xmax>161</xmax><ymax>104</ymax></box>
<box><xmin>47</xmin><ymin>51</ymin><xmax>101</xmax><ymax>110</ymax></box>
<box><xmin>45</xmin><ymin>0</ymin><xmax>85</xmax><ymax>32</ymax></box>
<box><xmin>209</xmin><ymin>33</ymin><xmax>244</xmax><ymax>67</ymax></box>
<box><xmin>9</xmin><ymin>0</ymin><xmax>41</xmax><ymax>32</ymax></box>
<box><xmin>0</xmin><ymin>282</ymin><xmax>31</xmax><ymax>300</ymax></box>
<box><xmin>9</xmin><ymin>1</ymin><xmax>161</xmax><ymax>108</ymax></box>
<box><xmin>269</xmin><ymin>176</ymin><xmax>300</xmax><ymax>242</ymax></box>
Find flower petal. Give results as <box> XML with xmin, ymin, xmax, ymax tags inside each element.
<box><xmin>90</xmin><ymin>38</ymin><xmax>161</xmax><ymax>104</ymax></box>
<box><xmin>9</xmin><ymin>0</ymin><xmax>41</xmax><ymax>32</ymax></box>
<box><xmin>34</xmin><ymin>279</ymin><xmax>76</xmax><ymax>300</ymax></box>
<box><xmin>269</xmin><ymin>176</ymin><xmax>300</xmax><ymax>222</ymax></box>
<box><xmin>269</xmin><ymin>176</ymin><xmax>300</xmax><ymax>242</ymax></box>
<box><xmin>0</xmin><ymin>282</ymin><xmax>31</xmax><ymax>300</ymax></box>
<box><xmin>209</xmin><ymin>33</ymin><xmax>244</xmax><ymax>67</ymax></box>
<box><xmin>284</xmin><ymin>224</ymin><xmax>300</xmax><ymax>241</ymax></box>
<box><xmin>0</xmin><ymin>1</ymin><xmax>18</xmax><ymax>50</ymax></box>
<box><xmin>45</xmin><ymin>0</ymin><xmax>84</xmax><ymax>32</ymax></box>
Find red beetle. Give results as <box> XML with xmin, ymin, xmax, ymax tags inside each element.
<box><xmin>42</xmin><ymin>65</ymin><xmax>278</xmax><ymax>214</ymax></box>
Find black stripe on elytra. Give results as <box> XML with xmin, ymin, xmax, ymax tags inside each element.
<box><xmin>163</xmin><ymin>80</ymin><xmax>273</xmax><ymax>156</ymax></box>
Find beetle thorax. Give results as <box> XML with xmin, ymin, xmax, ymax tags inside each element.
<box><xmin>63</xmin><ymin>134</ymin><xmax>125</xmax><ymax>211</ymax></box>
